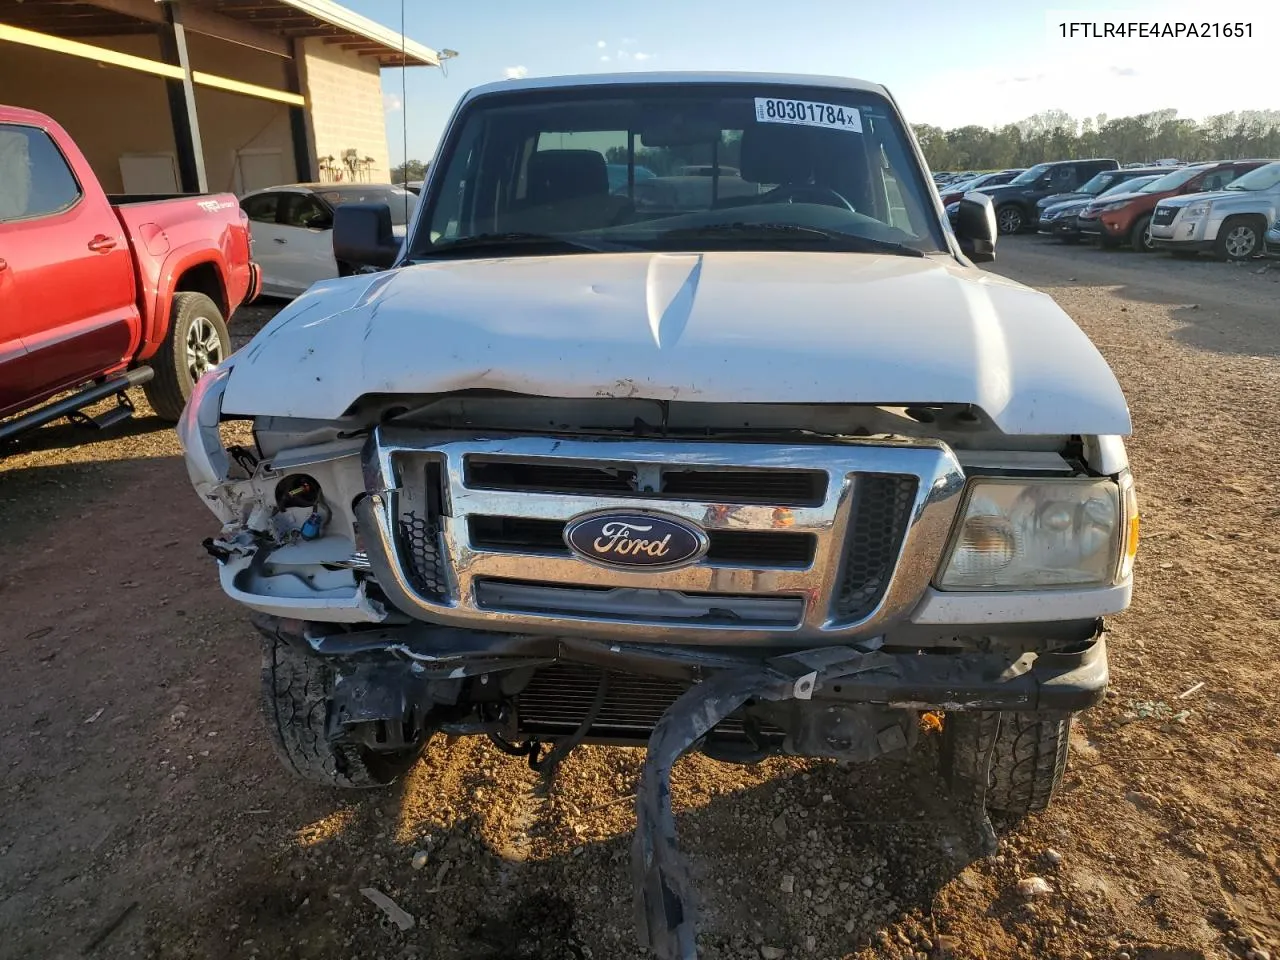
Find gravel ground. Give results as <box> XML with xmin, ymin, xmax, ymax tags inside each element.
<box><xmin>1</xmin><ymin>241</ymin><xmax>1277</xmax><ymax>960</ymax></box>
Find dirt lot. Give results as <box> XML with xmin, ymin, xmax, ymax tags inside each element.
<box><xmin>1</xmin><ymin>241</ymin><xmax>1278</xmax><ymax>960</ymax></box>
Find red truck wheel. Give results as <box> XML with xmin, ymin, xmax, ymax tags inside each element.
<box><xmin>144</xmin><ymin>292</ymin><xmax>230</xmax><ymax>421</ymax></box>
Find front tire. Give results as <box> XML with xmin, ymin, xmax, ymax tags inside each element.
<box><xmin>1215</xmin><ymin>216</ymin><xmax>1264</xmax><ymax>261</ymax></box>
<box><xmin>261</xmin><ymin>636</ymin><xmax>424</xmax><ymax>789</ymax></box>
<box><xmin>142</xmin><ymin>292</ymin><xmax>230</xmax><ymax>421</ymax></box>
<box><xmin>942</xmin><ymin>711</ymin><xmax>1073</xmax><ymax>816</ymax></box>
<box><xmin>996</xmin><ymin>204</ymin><xmax>1025</xmax><ymax>235</ymax></box>
<box><xmin>1130</xmin><ymin>214</ymin><xmax>1154</xmax><ymax>253</ymax></box>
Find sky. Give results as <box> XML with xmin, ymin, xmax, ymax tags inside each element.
<box><xmin>340</xmin><ymin>0</ymin><xmax>1276</xmax><ymax>164</ymax></box>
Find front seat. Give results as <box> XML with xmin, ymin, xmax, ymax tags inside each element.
<box><xmin>509</xmin><ymin>149</ymin><xmax>630</xmax><ymax>232</ymax></box>
<box><xmin>738</xmin><ymin>124</ymin><xmax>817</xmax><ymax>189</ymax></box>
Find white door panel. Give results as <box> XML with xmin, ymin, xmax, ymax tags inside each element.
<box><xmin>249</xmin><ymin>220</ymin><xmax>306</xmax><ymax>296</ymax></box>
<box><xmin>278</xmin><ymin>225</ymin><xmax>338</xmax><ymax>290</ymax></box>
<box><xmin>274</xmin><ymin>193</ymin><xmax>339</xmax><ymax>296</ymax></box>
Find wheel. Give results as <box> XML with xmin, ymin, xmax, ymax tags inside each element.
<box><xmin>1215</xmin><ymin>216</ymin><xmax>1263</xmax><ymax>261</ymax></box>
<box><xmin>260</xmin><ymin>635</ymin><xmax>424</xmax><ymax>788</ymax></box>
<box><xmin>995</xmin><ymin>205</ymin><xmax>1024</xmax><ymax>235</ymax></box>
<box><xmin>142</xmin><ymin>292</ymin><xmax>230</xmax><ymax>421</ymax></box>
<box><xmin>1130</xmin><ymin>214</ymin><xmax>1154</xmax><ymax>253</ymax></box>
<box><xmin>942</xmin><ymin>710</ymin><xmax>1073</xmax><ymax>816</ymax></box>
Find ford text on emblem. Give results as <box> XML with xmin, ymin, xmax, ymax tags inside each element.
<box><xmin>563</xmin><ymin>511</ymin><xmax>709</xmax><ymax>571</ymax></box>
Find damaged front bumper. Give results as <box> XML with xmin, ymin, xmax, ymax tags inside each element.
<box><xmin>262</xmin><ymin>616</ymin><xmax>1107</xmax><ymax>960</ymax></box>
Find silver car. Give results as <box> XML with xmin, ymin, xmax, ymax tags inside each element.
<box><xmin>1150</xmin><ymin>160</ymin><xmax>1280</xmax><ymax>260</ymax></box>
<box><xmin>1265</xmin><ymin>217</ymin><xmax>1280</xmax><ymax>259</ymax></box>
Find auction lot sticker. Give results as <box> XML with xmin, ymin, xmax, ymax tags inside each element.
<box><xmin>754</xmin><ymin>97</ymin><xmax>863</xmax><ymax>133</ymax></box>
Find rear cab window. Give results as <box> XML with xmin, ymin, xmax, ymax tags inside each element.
<box><xmin>0</xmin><ymin>123</ymin><xmax>82</xmax><ymax>222</ymax></box>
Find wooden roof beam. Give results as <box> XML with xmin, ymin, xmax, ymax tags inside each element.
<box><xmin>83</xmin><ymin>0</ymin><xmax>291</xmax><ymax>56</ymax></box>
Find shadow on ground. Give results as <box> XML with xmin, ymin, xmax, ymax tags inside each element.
<box><xmin>137</xmin><ymin>741</ymin><xmax>999</xmax><ymax>960</ymax></box>
<box><xmin>993</xmin><ymin>237</ymin><xmax>1280</xmax><ymax>359</ymax></box>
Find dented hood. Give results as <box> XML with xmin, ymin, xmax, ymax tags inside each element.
<box><xmin>222</xmin><ymin>252</ymin><xmax>1131</xmax><ymax>436</ymax></box>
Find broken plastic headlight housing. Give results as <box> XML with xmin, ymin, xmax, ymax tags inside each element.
<box><xmin>177</xmin><ymin>363</ymin><xmax>234</xmax><ymax>516</ymax></box>
<box><xmin>937</xmin><ymin>478</ymin><xmax>1123</xmax><ymax>590</ymax></box>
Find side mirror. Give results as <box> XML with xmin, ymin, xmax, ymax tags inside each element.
<box><xmin>955</xmin><ymin>192</ymin><xmax>997</xmax><ymax>263</ymax></box>
<box><xmin>333</xmin><ymin>203</ymin><xmax>400</xmax><ymax>271</ymax></box>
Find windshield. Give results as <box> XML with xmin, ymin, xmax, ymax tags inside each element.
<box><xmin>322</xmin><ymin>186</ymin><xmax>418</xmax><ymax>225</ymax></box>
<box><xmin>1079</xmin><ymin>171</ymin><xmax>1138</xmax><ymax>195</ymax></box>
<box><xmin>1225</xmin><ymin>162</ymin><xmax>1280</xmax><ymax>191</ymax></box>
<box><xmin>1102</xmin><ymin>175</ymin><xmax>1157</xmax><ymax>196</ymax></box>
<box><xmin>1140</xmin><ymin>166</ymin><xmax>1203</xmax><ymax>193</ymax></box>
<box><xmin>1010</xmin><ymin>163</ymin><xmax>1052</xmax><ymax>185</ymax></box>
<box><xmin>415</xmin><ymin>83</ymin><xmax>946</xmax><ymax>257</ymax></box>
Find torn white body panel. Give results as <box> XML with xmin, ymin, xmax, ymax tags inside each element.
<box><xmin>219</xmin><ymin>251</ymin><xmax>1132</xmax><ymax>437</ymax></box>
<box><xmin>219</xmin><ymin>553</ymin><xmax>386</xmax><ymax>624</ymax></box>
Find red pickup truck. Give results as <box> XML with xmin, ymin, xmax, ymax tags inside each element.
<box><xmin>0</xmin><ymin>104</ymin><xmax>260</xmax><ymax>441</ymax></box>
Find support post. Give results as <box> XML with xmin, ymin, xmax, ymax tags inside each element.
<box><xmin>284</xmin><ymin>54</ymin><xmax>315</xmax><ymax>182</ymax></box>
<box><xmin>157</xmin><ymin>1</ymin><xmax>207</xmax><ymax>193</ymax></box>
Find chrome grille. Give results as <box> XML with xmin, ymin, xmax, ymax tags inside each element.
<box><xmin>1152</xmin><ymin>206</ymin><xmax>1177</xmax><ymax>226</ymax></box>
<box><xmin>468</xmin><ymin>516</ymin><xmax>816</xmax><ymax>568</ymax></box>
<box><xmin>474</xmin><ymin>580</ymin><xmax>806</xmax><ymax>627</ymax></box>
<box><xmin>356</xmin><ymin>428</ymin><xmax>966</xmax><ymax>645</ymax></box>
<box><xmin>466</xmin><ymin>456</ymin><xmax>826</xmax><ymax>506</ymax></box>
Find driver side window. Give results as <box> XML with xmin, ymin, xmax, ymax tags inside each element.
<box><xmin>1050</xmin><ymin>165</ymin><xmax>1076</xmax><ymax>189</ymax></box>
<box><xmin>1201</xmin><ymin>169</ymin><xmax>1234</xmax><ymax>191</ymax></box>
<box><xmin>280</xmin><ymin>194</ymin><xmax>331</xmax><ymax>230</ymax></box>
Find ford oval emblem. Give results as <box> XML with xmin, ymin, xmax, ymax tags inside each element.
<box><xmin>564</xmin><ymin>511</ymin><xmax>709</xmax><ymax>571</ymax></box>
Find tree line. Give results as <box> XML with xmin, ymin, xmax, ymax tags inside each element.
<box><xmin>390</xmin><ymin>159</ymin><xmax>429</xmax><ymax>184</ymax></box>
<box><xmin>912</xmin><ymin>109</ymin><xmax>1280</xmax><ymax>171</ymax></box>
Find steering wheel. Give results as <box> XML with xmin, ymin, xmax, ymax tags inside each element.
<box><xmin>767</xmin><ymin>183</ymin><xmax>856</xmax><ymax>212</ymax></box>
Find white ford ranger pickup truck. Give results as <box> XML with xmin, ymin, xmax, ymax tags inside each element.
<box><xmin>177</xmin><ymin>72</ymin><xmax>1138</xmax><ymax>960</ymax></box>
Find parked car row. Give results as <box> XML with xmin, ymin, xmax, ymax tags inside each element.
<box><xmin>939</xmin><ymin>156</ymin><xmax>1280</xmax><ymax>261</ymax></box>
<box><xmin>1036</xmin><ymin>174</ymin><xmax>1164</xmax><ymax>242</ymax></box>
<box><xmin>936</xmin><ymin>169</ymin><xmax>1025</xmax><ymax>206</ymax></box>
<box><xmin>932</xmin><ymin>170</ymin><xmax>977</xmax><ymax>186</ymax></box>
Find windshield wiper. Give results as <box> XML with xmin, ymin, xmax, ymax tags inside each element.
<box><xmin>424</xmin><ymin>232</ymin><xmax>630</xmax><ymax>257</ymax></box>
<box><xmin>653</xmin><ymin>222</ymin><xmax>926</xmax><ymax>257</ymax></box>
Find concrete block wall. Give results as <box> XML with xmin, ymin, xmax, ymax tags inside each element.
<box><xmin>297</xmin><ymin>37</ymin><xmax>390</xmax><ymax>183</ymax></box>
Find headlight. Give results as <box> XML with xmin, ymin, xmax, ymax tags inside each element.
<box><xmin>1183</xmin><ymin>203</ymin><xmax>1210</xmax><ymax>218</ymax></box>
<box><xmin>1096</xmin><ymin>201</ymin><xmax>1128</xmax><ymax>213</ymax></box>
<box><xmin>936</xmin><ymin>478</ymin><xmax>1125</xmax><ymax>590</ymax></box>
<box><xmin>177</xmin><ymin>362</ymin><xmax>234</xmax><ymax>508</ymax></box>
<box><xmin>1042</xmin><ymin>209</ymin><xmax>1061</xmax><ymax>221</ymax></box>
